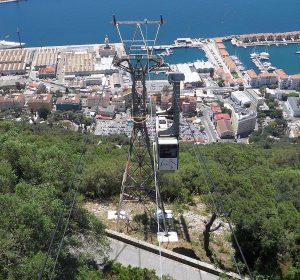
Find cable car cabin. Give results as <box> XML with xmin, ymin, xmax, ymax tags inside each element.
<box><xmin>157</xmin><ymin>137</ymin><xmax>179</xmax><ymax>172</ymax></box>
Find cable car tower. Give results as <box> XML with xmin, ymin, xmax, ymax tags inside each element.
<box><xmin>112</xmin><ymin>16</ymin><xmax>184</xmax><ymax>235</ymax></box>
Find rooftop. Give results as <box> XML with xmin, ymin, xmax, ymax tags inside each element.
<box><xmin>274</xmin><ymin>69</ymin><xmax>288</xmax><ymax>79</ymax></box>
<box><xmin>216</xmin><ymin>119</ymin><xmax>234</xmax><ymax>134</ymax></box>
<box><xmin>57</xmin><ymin>94</ymin><xmax>80</xmax><ymax>104</ymax></box>
<box><xmin>214</xmin><ymin>113</ymin><xmax>231</xmax><ymax>121</ymax></box>
<box><xmin>259</xmin><ymin>72</ymin><xmax>277</xmax><ymax>78</ymax></box>
<box><xmin>28</xmin><ymin>94</ymin><xmax>52</xmax><ymax>103</ymax></box>
<box><xmin>287</xmin><ymin>97</ymin><xmax>300</xmax><ymax>114</ymax></box>
<box><xmin>246</xmin><ymin>69</ymin><xmax>258</xmax><ymax>79</ymax></box>
<box><xmin>291</xmin><ymin>74</ymin><xmax>300</xmax><ymax>80</ymax></box>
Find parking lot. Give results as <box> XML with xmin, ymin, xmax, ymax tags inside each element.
<box><xmin>94</xmin><ymin>114</ymin><xmax>207</xmax><ymax>143</ymax></box>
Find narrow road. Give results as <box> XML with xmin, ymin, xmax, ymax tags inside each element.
<box><xmin>108</xmin><ymin>238</ymin><xmax>219</xmax><ymax>280</ymax></box>
<box><xmin>201</xmin><ymin>107</ymin><xmax>218</xmax><ymax>143</ymax></box>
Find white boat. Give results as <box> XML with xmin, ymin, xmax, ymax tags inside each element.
<box><xmin>250</xmin><ymin>52</ymin><xmax>259</xmax><ymax>59</ymax></box>
<box><xmin>174</xmin><ymin>37</ymin><xmax>192</xmax><ymax>45</ymax></box>
<box><xmin>0</xmin><ymin>40</ymin><xmax>25</xmax><ymax>49</ymax></box>
<box><xmin>267</xmin><ymin>66</ymin><xmax>276</xmax><ymax>72</ymax></box>
<box><xmin>296</xmin><ymin>51</ymin><xmax>300</xmax><ymax>54</ymax></box>
<box><xmin>263</xmin><ymin>62</ymin><xmax>271</xmax><ymax>67</ymax></box>
<box><xmin>259</xmin><ymin>52</ymin><xmax>270</xmax><ymax>60</ymax></box>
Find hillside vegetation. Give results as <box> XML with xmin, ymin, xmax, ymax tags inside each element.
<box><xmin>0</xmin><ymin>121</ymin><xmax>299</xmax><ymax>279</ymax></box>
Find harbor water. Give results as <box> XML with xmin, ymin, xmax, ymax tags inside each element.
<box><xmin>0</xmin><ymin>0</ymin><xmax>300</xmax><ymax>73</ymax></box>
<box><xmin>225</xmin><ymin>41</ymin><xmax>300</xmax><ymax>75</ymax></box>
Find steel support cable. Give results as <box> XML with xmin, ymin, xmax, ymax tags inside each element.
<box><xmin>38</xmin><ymin>64</ymin><xmax>114</xmax><ymax>279</ymax></box>
<box><xmin>146</xmin><ymin>22</ymin><xmax>163</xmax><ymax>280</ymax></box>
<box><xmin>187</xmin><ymin>134</ymin><xmax>242</xmax><ymax>278</ymax></box>
<box><xmin>37</xmin><ymin>141</ymin><xmax>85</xmax><ymax>280</ymax></box>
<box><xmin>185</xmin><ymin>119</ymin><xmax>253</xmax><ymax>279</ymax></box>
<box><xmin>168</xmin><ymin>92</ymin><xmax>249</xmax><ymax>278</ymax></box>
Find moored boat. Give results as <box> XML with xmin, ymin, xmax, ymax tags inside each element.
<box><xmin>0</xmin><ymin>40</ymin><xmax>25</xmax><ymax>49</ymax></box>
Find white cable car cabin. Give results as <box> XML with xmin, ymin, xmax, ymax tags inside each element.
<box><xmin>156</xmin><ymin>116</ymin><xmax>179</xmax><ymax>172</ymax></box>
<box><xmin>157</xmin><ymin>137</ymin><xmax>179</xmax><ymax>171</ymax></box>
<box><xmin>156</xmin><ymin>72</ymin><xmax>184</xmax><ymax>172</ymax></box>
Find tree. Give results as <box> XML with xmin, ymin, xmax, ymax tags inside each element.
<box><xmin>259</xmin><ymin>86</ymin><xmax>267</xmax><ymax>96</ymax></box>
<box><xmin>38</xmin><ymin>106</ymin><xmax>51</xmax><ymax>120</ymax></box>
<box><xmin>203</xmin><ymin>212</ymin><xmax>222</xmax><ymax>258</ymax></box>
<box><xmin>36</xmin><ymin>84</ymin><xmax>47</xmax><ymax>94</ymax></box>
<box><xmin>15</xmin><ymin>82</ymin><xmax>25</xmax><ymax>91</ymax></box>
<box><xmin>218</xmin><ymin>79</ymin><xmax>225</xmax><ymax>87</ymax></box>
<box><xmin>238</xmin><ymin>84</ymin><xmax>244</xmax><ymax>91</ymax></box>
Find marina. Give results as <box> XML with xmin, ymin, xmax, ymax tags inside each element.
<box><xmin>250</xmin><ymin>52</ymin><xmax>277</xmax><ymax>73</ymax></box>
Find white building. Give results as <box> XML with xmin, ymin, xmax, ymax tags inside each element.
<box><xmin>289</xmin><ymin>74</ymin><xmax>300</xmax><ymax>90</ymax></box>
<box><xmin>245</xmin><ymin>89</ymin><xmax>264</xmax><ymax>106</ymax></box>
<box><xmin>176</xmin><ymin>63</ymin><xmax>202</xmax><ymax>88</ymax></box>
<box><xmin>274</xmin><ymin>69</ymin><xmax>289</xmax><ymax>89</ymax></box>
<box><xmin>193</xmin><ymin>60</ymin><xmax>214</xmax><ymax>73</ymax></box>
<box><xmin>226</xmin><ymin>103</ymin><xmax>257</xmax><ymax>137</ymax></box>
<box><xmin>245</xmin><ymin>70</ymin><xmax>259</xmax><ymax>88</ymax></box>
<box><xmin>231</xmin><ymin>91</ymin><xmax>251</xmax><ymax>107</ymax></box>
<box><xmin>232</xmin><ymin>110</ymin><xmax>257</xmax><ymax>137</ymax></box>
<box><xmin>286</xmin><ymin>97</ymin><xmax>300</xmax><ymax>117</ymax></box>
<box><xmin>258</xmin><ymin>72</ymin><xmax>278</xmax><ymax>87</ymax></box>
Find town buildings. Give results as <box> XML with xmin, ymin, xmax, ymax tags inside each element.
<box><xmin>231</xmin><ymin>91</ymin><xmax>251</xmax><ymax>107</ymax></box>
<box><xmin>0</xmin><ymin>93</ymin><xmax>25</xmax><ymax>110</ymax></box>
<box><xmin>216</xmin><ymin>119</ymin><xmax>234</xmax><ymax>138</ymax></box>
<box><xmin>231</xmin><ymin>108</ymin><xmax>257</xmax><ymax>137</ymax></box>
<box><xmin>56</xmin><ymin>94</ymin><xmax>81</xmax><ymax>111</ymax></box>
<box><xmin>27</xmin><ymin>94</ymin><xmax>52</xmax><ymax>112</ymax></box>
<box><xmin>289</xmin><ymin>74</ymin><xmax>300</xmax><ymax>90</ymax></box>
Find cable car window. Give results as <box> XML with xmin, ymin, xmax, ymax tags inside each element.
<box><xmin>159</xmin><ymin>144</ymin><xmax>178</xmax><ymax>158</ymax></box>
<box><xmin>159</xmin><ymin>119</ymin><xmax>166</xmax><ymax>124</ymax></box>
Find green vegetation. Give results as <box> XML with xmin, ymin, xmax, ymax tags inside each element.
<box><xmin>251</xmin><ymin>98</ymin><xmax>288</xmax><ymax>142</ymax></box>
<box><xmin>238</xmin><ymin>84</ymin><xmax>244</xmax><ymax>91</ymax></box>
<box><xmin>0</xmin><ymin>121</ymin><xmax>299</xmax><ymax>279</ymax></box>
<box><xmin>0</xmin><ymin>121</ymin><xmax>165</xmax><ymax>279</ymax></box>
<box><xmin>218</xmin><ymin>79</ymin><xmax>225</xmax><ymax>87</ymax></box>
<box><xmin>282</xmin><ymin>92</ymin><xmax>299</xmax><ymax>101</ymax></box>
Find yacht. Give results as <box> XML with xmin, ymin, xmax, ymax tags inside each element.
<box><xmin>263</xmin><ymin>62</ymin><xmax>271</xmax><ymax>67</ymax></box>
<box><xmin>267</xmin><ymin>66</ymin><xmax>276</xmax><ymax>72</ymax></box>
<box><xmin>250</xmin><ymin>52</ymin><xmax>259</xmax><ymax>59</ymax></box>
<box><xmin>259</xmin><ymin>52</ymin><xmax>270</xmax><ymax>60</ymax></box>
<box><xmin>296</xmin><ymin>51</ymin><xmax>300</xmax><ymax>54</ymax></box>
<box><xmin>0</xmin><ymin>40</ymin><xmax>25</xmax><ymax>49</ymax></box>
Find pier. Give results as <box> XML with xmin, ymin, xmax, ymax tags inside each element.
<box><xmin>231</xmin><ymin>31</ymin><xmax>300</xmax><ymax>47</ymax></box>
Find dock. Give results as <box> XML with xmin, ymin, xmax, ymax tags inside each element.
<box><xmin>231</xmin><ymin>31</ymin><xmax>300</xmax><ymax>47</ymax></box>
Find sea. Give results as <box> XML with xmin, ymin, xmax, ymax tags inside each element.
<box><xmin>0</xmin><ymin>0</ymin><xmax>300</xmax><ymax>73</ymax></box>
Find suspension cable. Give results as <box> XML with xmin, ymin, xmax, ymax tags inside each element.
<box><xmin>38</xmin><ymin>62</ymin><xmax>114</xmax><ymax>279</ymax></box>
<box><xmin>145</xmin><ymin>22</ymin><xmax>164</xmax><ymax>280</ymax></box>
<box><xmin>183</xmin><ymin>106</ymin><xmax>253</xmax><ymax>279</ymax></box>
<box><xmin>159</xmin><ymin>85</ymin><xmax>250</xmax><ymax>278</ymax></box>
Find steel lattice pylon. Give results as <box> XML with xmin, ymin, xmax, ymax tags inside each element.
<box><xmin>112</xmin><ymin>16</ymin><xmax>167</xmax><ymax>231</ymax></box>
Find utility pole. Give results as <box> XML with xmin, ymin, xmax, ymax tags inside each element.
<box><xmin>16</xmin><ymin>27</ymin><xmax>22</xmax><ymax>49</ymax></box>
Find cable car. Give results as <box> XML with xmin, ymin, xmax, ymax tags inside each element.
<box><xmin>156</xmin><ymin>116</ymin><xmax>179</xmax><ymax>171</ymax></box>
<box><xmin>157</xmin><ymin>137</ymin><xmax>179</xmax><ymax>171</ymax></box>
<box><xmin>155</xmin><ymin>72</ymin><xmax>184</xmax><ymax>172</ymax></box>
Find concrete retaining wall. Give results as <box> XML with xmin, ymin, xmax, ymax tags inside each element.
<box><xmin>105</xmin><ymin>229</ymin><xmax>242</xmax><ymax>279</ymax></box>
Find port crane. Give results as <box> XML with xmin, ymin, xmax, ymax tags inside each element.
<box><xmin>112</xmin><ymin>16</ymin><xmax>184</xmax><ymax>235</ymax></box>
